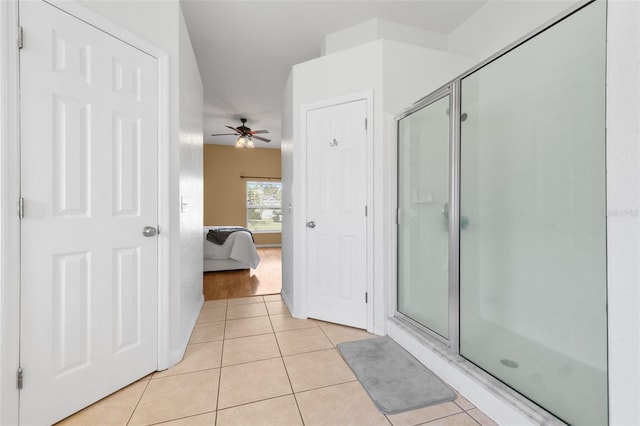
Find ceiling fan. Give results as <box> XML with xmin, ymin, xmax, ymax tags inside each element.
<box><xmin>211</xmin><ymin>118</ymin><xmax>270</xmax><ymax>148</ymax></box>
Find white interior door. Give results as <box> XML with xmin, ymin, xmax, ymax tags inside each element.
<box><xmin>306</xmin><ymin>99</ymin><xmax>368</xmax><ymax>329</ymax></box>
<box><xmin>19</xmin><ymin>2</ymin><xmax>159</xmax><ymax>424</ymax></box>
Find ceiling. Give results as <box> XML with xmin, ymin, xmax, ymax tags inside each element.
<box><xmin>180</xmin><ymin>1</ymin><xmax>487</xmax><ymax>149</ymax></box>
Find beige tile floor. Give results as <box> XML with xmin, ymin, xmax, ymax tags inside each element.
<box><xmin>58</xmin><ymin>294</ymin><xmax>497</xmax><ymax>426</ymax></box>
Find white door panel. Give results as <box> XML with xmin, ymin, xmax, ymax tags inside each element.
<box><xmin>19</xmin><ymin>2</ymin><xmax>158</xmax><ymax>424</ymax></box>
<box><xmin>306</xmin><ymin>100</ymin><xmax>367</xmax><ymax>329</ymax></box>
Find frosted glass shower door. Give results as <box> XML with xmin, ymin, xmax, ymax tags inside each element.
<box><xmin>397</xmin><ymin>95</ymin><xmax>451</xmax><ymax>339</ymax></box>
<box><xmin>459</xmin><ymin>2</ymin><xmax>607</xmax><ymax>425</ymax></box>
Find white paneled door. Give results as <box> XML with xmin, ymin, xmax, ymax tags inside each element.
<box><xmin>306</xmin><ymin>99</ymin><xmax>368</xmax><ymax>329</ymax></box>
<box><xmin>19</xmin><ymin>2</ymin><xmax>159</xmax><ymax>424</ymax></box>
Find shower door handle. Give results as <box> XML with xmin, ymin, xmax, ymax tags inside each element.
<box><xmin>460</xmin><ymin>216</ymin><xmax>470</xmax><ymax>229</ymax></box>
<box><xmin>442</xmin><ymin>203</ymin><xmax>470</xmax><ymax>230</ymax></box>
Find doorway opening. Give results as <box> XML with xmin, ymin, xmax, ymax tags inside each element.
<box><xmin>202</xmin><ymin>144</ymin><xmax>283</xmax><ymax>300</ymax></box>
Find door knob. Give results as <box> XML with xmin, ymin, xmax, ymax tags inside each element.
<box><xmin>142</xmin><ymin>226</ymin><xmax>157</xmax><ymax>237</ymax></box>
<box><xmin>306</xmin><ymin>221</ymin><xmax>316</xmax><ymax>229</ymax></box>
<box><xmin>442</xmin><ymin>203</ymin><xmax>470</xmax><ymax>230</ymax></box>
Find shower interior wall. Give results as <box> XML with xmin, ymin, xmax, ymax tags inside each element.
<box><xmin>389</xmin><ymin>1</ymin><xmax>640</xmax><ymax>425</ymax></box>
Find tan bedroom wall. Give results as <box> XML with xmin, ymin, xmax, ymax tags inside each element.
<box><xmin>203</xmin><ymin>144</ymin><xmax>282</xmax><ymax>246</ymax></box>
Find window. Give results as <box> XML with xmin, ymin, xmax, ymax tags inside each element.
<box><xmin>246</xmin><ymin>181</ymin><xmax>282</xmax><ymax>233</ymax></box>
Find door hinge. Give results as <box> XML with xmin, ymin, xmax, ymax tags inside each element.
<box><xmin>18</xmin><ymin>197</ymin><xmax>24</xmax><ymax>219</ymax></box>
<box><xmin>365</xmin><ymin>292</ymin><xmax>368</xmax><ymax>303</ymax></box>
<box><xmin>18</xmin><ymin>26</ymin><xmax>23</xmax><ymax>49</ymax></box>
<box><xmin>364</xmin><ymin>117</ymin><xmax>368</xmax><ymax>130</ymax></box>
<box><xmin>365</xmin><ymin>205</ymin><xmax>368</xmax><ymax>217</ymax></box>
<box><xmin>17</xmin><ymin>368</ymin><xmax>23</xmax><ymax>390</ymax></box>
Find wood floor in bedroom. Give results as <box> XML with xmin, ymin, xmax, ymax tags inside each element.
<box><xmin>203</xmin><ymin>247</ymin><xmax>282</xmax><ymax>300</ymax></box>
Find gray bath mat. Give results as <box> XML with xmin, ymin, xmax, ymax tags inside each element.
<box><xmin>337</xmin><ymin>336</ymin><xmax>455</xmax><ymax>414</ymax></box>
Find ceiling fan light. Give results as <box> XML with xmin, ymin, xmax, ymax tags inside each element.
<box><xmin>235</xmin><ymin>136</ymin><xmax>246</xmax><ymax>148</ymax></box>
<box><xmin>246</xmin><ymin>138</ymin><xmax>255</xmax><ymax>148</ymax></box>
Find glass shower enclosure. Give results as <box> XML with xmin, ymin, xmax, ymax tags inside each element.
<box><xmin>396</xmin><ymin>1</ymin><xmax>608</xmax><ymax>424</ymax></box>
<box><xmin>397</xmin><ymin>92</ymin><xmax>453</xmax><ymax>340</ymax></box>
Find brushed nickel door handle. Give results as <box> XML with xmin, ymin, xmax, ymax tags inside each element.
<box><xmin>142</xmin><ymin>226</ymin><xmax>157</xmax><ymax>237</ymax></box>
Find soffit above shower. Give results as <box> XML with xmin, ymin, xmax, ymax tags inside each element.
<box><xmin>180</xmin><ymin>0</ymin><xmax>489</xmax><ymax>148</ymax></box>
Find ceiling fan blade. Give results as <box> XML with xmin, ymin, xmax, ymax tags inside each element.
<box><xmin>225</xmin><ymin>126</ymin><xmax>241</xmax><ymax>133</ymax></box>
<box><xmin>211</xmin><ymin>133</ymin><xmax>238</xmax><ymax>136</ymax></box>
<box><xmin>249</xmin><ymin>130</ymin><xmax>269</xmax><ymax>135</ymax></box>
<box><xmin>252</xmin><ymin>135</ymin><xmax>271</xmax><ymax>143</ymax></box>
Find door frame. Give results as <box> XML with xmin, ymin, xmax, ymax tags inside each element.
<box><xmin>392</xmin><ymin>84</ymin><xmax>461</xmax><ymax>349</ymax></box>
<box><xmin>0</xmin><ymin>1</ymin><xmax>171</xmax><ymax>423</ymax></box>
<box><xmin>298</xmin><ymin>91</ymin><xmax>374</xmax><ymax>331</ymax></box>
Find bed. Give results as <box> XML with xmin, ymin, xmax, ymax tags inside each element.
<box><xmin>203</xmin><ymin>226</ymin><xmax>260</xmax><ymax>272</ymax></box>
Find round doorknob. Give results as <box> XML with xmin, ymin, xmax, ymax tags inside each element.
<box><xmin>142</xmin><ymin>226</ymin><xmax>157</xmax><ymax>237</ymax></box>
<box><xmin>306</xmin><ymin>221</ymin><xmax>316</xmax><ymax>229</ymax></box>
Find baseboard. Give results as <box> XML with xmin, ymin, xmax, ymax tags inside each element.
<box><xmin>373</xmin><ymin>324</ymin><xmax>386</xmax><ymax>336</ymax></box>
<box><xmin>255</xmin><ymin>244</ymin><xmax>282</xmax><ymax>248</ymax></box>
<box><xmin>281</xmin><ymin>289</ymin><xmax>298</xmax><ymax>317</ymax></box>
<box><xmin>165</xmin><ymin>294</ymin><xmax>204</xmax><ymax>370</ymax></box>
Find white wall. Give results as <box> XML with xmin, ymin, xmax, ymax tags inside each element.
<box><xmin>281</xmin><ymin>72</ymin><xmax>294</xmax><ymax>310</ymax></box>
<box><xmin>322</xmin><ymin>19</ymin><xmax>379</xmax><ymax>56</ymax></box>
<box><xmin>177</xmin><ymin>6</ymin><xmax>205</xmax><ymax>363</ymax></box>
<box><xmin>606</xmin><ymin>1</ymin><xmax>640</xmax><ymax>423</ymax></box>
<box><xmin>382</xmin><ymin>41</ymin><xmax>472</xmax><ymax>113</ymax></box>
<box><xmin>283</xmin><ymin>39</ymin><xmax>473</xmax><ymax>334</ymax></box>
<box><xmin>447</xmin><ymin>0</ymin><xmax>584</xmax><ymax>60</ymax></box>
<box><xmin>323</xmin><ymin>18</ymin><xmax>447</xmax><ymax>56</ymax></box>
<box><xmin>286</xmin><ymin>41</ymin><xmax>383</xmax><ymax>321</ymax></box>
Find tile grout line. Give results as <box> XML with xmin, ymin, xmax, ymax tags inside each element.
<box><xmin>216</xmin><ymin>348</ymin><xmax>295</xmax><ymax>415</ymax></box>
<box><xmin>217</xmin><ymin>301</ymin><xmax>286</xmax><ymax>419</ymax></box>
<box><xmin>290</xmin><ymin>378</ymin><xmax>359</xmax><ymax>395</ymax></box>
<box><xmin>281</xmin><ymin>346</ymin><xmax>343</xmax><ymax>358</ymax></box>
<box><xmin>124</xmin><ymin>375</ymin><xmax>152</xmax><ymax>426</ymax></box>
<box><xmin>221</xmin><ymin>354</ymin><xmax>283</xmax><ymax>369</ymax></box>
<box><xmin>152</xmin><ymin>366</ymin><xmax>222</xmax><ymax>381</ymax></box>
<box><xmin>224</xmin><ymin>332</ymin><xmax>273</xmax><ymax>340</ymax></box>
<box><xmin>225</xmin><ymin>296</ymin><xmax>266</xmax><ymax>306</ymax></box>
<box><xmin>268</xmin><ymin>305</ymin><xmax>306</xmax><ymax>425</ymax></box>
<box><xmin>214</xmin><ymin>303</ymin><xmax>230</xmax><ymax>426</ymax></box>
<box><xmin>452</xmin><ymin>398</ymin><xmax>476</xmax><ymax>412</ymax></box>
<box><xmin>464</xmin><ymin>410</ymin><xmax>485</xmax><ymax>426</ymax></box>
<box><xmin>214</xmin><ymin>393</ymin><xmax>299</xmax><ymax>416</ymax></box>
<box><xmin>317</xmin><ymin>323</ymin><xmax>338</xmax><ymax>348</ymax></box>
<box><xmin>415</xmin><ymin>411</ymin><xmax>482</xmax><ymax>426</ymax></box>
<box><xmin>397</xmin><ymin>407</ymin><xmax>465</xmax><ymax>426</ymax></box>
<box><xmin>294</xmin><ymin>380</ymin><xmax>367</xmax><ymax>397</ymax></box>
<box><xmin>226</xmin><ymin>311</ymin><xmax>268</xmax><ymax>319</ymax></box>
<box><xmin>193</xmin><ymin>319</ymin><xmax>226</xmax><ymax>326</ymax></box>
<box><xmin>147</xmin><ymin>410</ymin><xmax>216</xmax><ymax>426</ymax></box>
<box><xmin>225</xmin><ymin>315</ymin><xmax>273</xmax><ymax>339</ymax></box>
